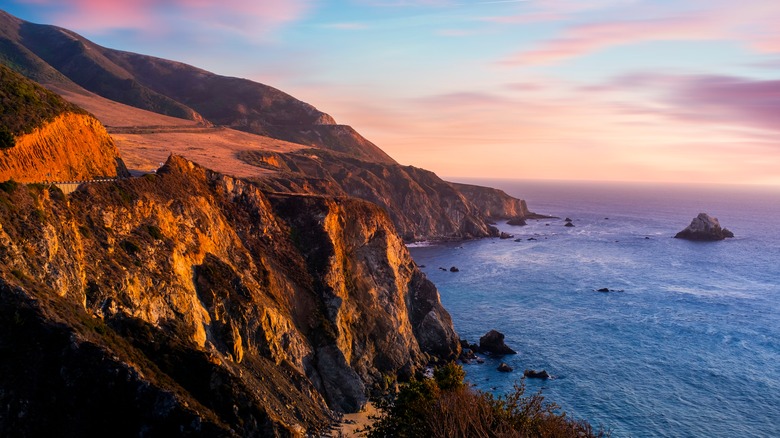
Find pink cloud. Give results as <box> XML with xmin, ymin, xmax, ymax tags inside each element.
<box><xmin>670</xmin><ymin>75</ymin><xmax>780</xmax><ymax>134</ymax></box>
<box><xmin>501</xmin><ymin>15</ymin><xmax>721</xmax><ymax>66</ymax></box>
<box><xmin>19</xmin><ymin>0</ymin><xmax>311</xmax><ymax>36</ymax></box>
<box><xmin>500</xmin><ymin>1</ymin><xmax>780</xmax><ymax>66</ymax></box>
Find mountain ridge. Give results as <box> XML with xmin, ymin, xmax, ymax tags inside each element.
<box><xmin>0</xmin><ymin>9</ymin><xmax>535</xmax><ymax>242</ymax></box>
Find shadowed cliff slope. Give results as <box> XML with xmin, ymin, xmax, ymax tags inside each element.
<box><xmin>0</xmin><ymin>155</ymin><xmax>459</xmax><ymax>436</ymax></box>
<box><xmin>243</xmin><ymin>149</ymin><xmax>503</xmax><ymax>241</ymax></box>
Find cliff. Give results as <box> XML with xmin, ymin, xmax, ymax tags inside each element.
<box><xmin>0</xmin><ymin>63</ymin><xmax>127</xmax><ymax>182</ymax></box>
<box><xmin>243</xmin><ymin>149</ymin><xmax>503</xmax><ymax>241</ymax></box>
<box><xmin>450</xmin><ymin>182</ymin><xmax>531</xmax><ymax>220</ymax></box>
<box><xmin>0</xmin><ymin>112</ymin><xmax>128</xmax><ymax>182</ymax></box>
<box><xmin>0</xmin><ymin>155</ymin><xmax>459</xmax><ymax>436</ymax></box>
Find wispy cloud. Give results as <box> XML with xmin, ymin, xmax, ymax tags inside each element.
<box><xmin>16</xmin><ymin>0</ymin><xmax>312</xmax><ymax>38</ymax></box>
<box><xmin>498</xmin><ymin>0</ymin><xmax>780</xmax><ymax>66</ymax></box>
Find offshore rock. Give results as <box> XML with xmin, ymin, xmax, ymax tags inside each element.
<box><xmin>524</xmin><ymin>369</ymin><xmax>550</xmax><ymax>379</ymax></box>
<box><xmin>674</xmin><ymin>213</ymin><xmax>734</xmax><ymax>241</ymax></box>
<box><xmin>497</xmin><ymin>363</ymin><xmax>513</xmax><ymax>373</ymax></box>
<box><xmin>507</xmin><ymin>217</ymin><xmax>527</xmax><ymax>226</ymax></box>
<box><xmin>478</xmin><ymin>330</ymin><xmax>517</xmax><ymax>356</ymax></box>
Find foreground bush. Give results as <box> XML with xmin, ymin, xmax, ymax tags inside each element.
<box><xmin>365</xmin><ymin>363</ymin><xmax>608</xmax><ymax>438</ymax></box>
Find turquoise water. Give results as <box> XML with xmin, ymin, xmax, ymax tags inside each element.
<box><xmin>409</xmin><ymin>180</ymin><xmax>780</xmax><ymax>437</ymax></box>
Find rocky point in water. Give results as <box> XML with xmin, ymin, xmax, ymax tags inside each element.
<box><xmin>478</xmin><ymin>330</ymin><xmax>517</xmax><ymax>355</ymax></box>
<box><xmin>674</xmin><ymin>213</ymin><xmax>734</xmax><ymax>241</ymax></box>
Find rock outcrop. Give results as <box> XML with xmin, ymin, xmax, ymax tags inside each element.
<box><xmin>524</xmin><ymin>369</ymin><xmax>550</xmax><ymax>379</ymax></box>
<box><xmin>0</xmin><ymin>64</ymin><xmax>127</xmax><ymax>182</ymax></box>
<box><xmin>0</xmin><ymin>112</ymin><xmax>128</xmax><ymax>182</ymax></box>
<box><xmin>0</xmin><ymin>155</ymin><xmax>460</xmax><ymax>436</ymax></box>
<box><xmin>248</xmin><ymin>149</ymin><xmax>513</xmax><ymax>241</ymax></box>
<box><xmin>449</xmin><ymin>182</ymin><xmax>530</xmax><ymax>220</ymax></box>
<box><xmin>674</xmin><ymin>213</ymin><xmax>734</xmax><ymax>241</ymax></box>
<box><xmin>478</xmin><ymin>330</ymin><xmax>517</xmax><ymax>355</ymax></box>
<box><xmin>497</xmin><ymin>363</ymin><xmax>513</xmax><ymax>373</ymax></box>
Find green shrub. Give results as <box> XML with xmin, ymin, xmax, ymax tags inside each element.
<box><xmin>434</xmin><ymin>362</ymin><xmax>466</xmax><ymax>391</ymax></box>
<box><xmin>0</xmin><ymin>179</ymin><xmax>17</xmax><ymax>193</ymax></box>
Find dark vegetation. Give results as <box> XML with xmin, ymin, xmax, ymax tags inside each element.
<box><xmin>0</xmin><ymin>63</ymin><xmax>83</xmax><ymax>137</ymax></box>
<box><xmin>365</xmin><ymin>363</ymin><xmax>608</xmax><ymax>438</ymax></box>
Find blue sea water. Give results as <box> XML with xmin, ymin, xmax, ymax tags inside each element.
<box><xmin>408</xmin><ymin>180</ymin><xmax>780</xmax><ymax>438</ymax></box>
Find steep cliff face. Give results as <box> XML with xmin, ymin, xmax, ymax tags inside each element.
<box><xmin>0</xmin><ymin>63</ymin><xmax>127</xmax><ymax>182</ymax></box>
<box><xmin>450</xmin><ymin>182</ymin><xmax>530</xmax><ymax>220</ymax></box>
<box><xmin>243</xmin><ymin>149</ymin><xmax>504</xmax><ymax>241</ymax></box>
<box><xmin>0</xmin><ymin>155</ymin><xmax>459</xmax><ymax>436</ymax></box>
<box><xmin>0</xmin><ymin>112</ymin><xmax>127</xmax><ymax>182</ymax></box>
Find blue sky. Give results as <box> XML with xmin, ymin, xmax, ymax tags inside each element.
<box><xmin>5</xmin><ymin>0</ymin><xmax>780</xmax><ymax>185</ymax></box>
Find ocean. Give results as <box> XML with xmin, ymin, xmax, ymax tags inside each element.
<box><xmin>408</xmin><ymin>179</ymin><xmax>780</xmax><ymax>438</ymax></box>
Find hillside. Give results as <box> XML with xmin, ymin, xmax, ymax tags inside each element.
<box><xmin>0</xmin><ymin>155</ymin><xmax>459</xmax><ymax>436</ymax></box>
<box><xmin>0</xmin><ymin>8</ymin><xmax>535</xmax><ymax>240</ymax></box>
<box><xmin>0</xmin><ymin>11</ymin><xmax>392</xmax><ymax>164</ymax></box>
<box><xmin>0</xmin><ymin>64</ymin><xmax>127</xmax><ymax>181</ymax></box>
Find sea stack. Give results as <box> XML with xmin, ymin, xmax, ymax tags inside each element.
<box><xmin>674</xmin><ymin>213</ymin><xmax>734</xmax><ymax>241</ymax></box>
<box><xmin>478</xmin><ymin>330</ymin><xmax>517</xmax><ymax>355</ymax></box>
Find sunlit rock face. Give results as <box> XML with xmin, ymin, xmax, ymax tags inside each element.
<box><xmin>0</xmin><ymin>155</ymin><xmax>460</xmax><ymax>436</ymax></box>
<box><xmin>0</xmin><ymin>112</ymin><xmax>128</xmax><ymax>182</ymax></box>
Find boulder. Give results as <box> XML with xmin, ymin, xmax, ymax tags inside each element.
<box><xmin>497</xmin><ymin>363</ymin><xmax>513</xmax><ymax>373</ymax></box>
<box><xmin>478</xmin><ymin>330</ymin><xmax>517</xmax><ymax>355</ymax></box>
<box><xmin>507</xmin><ymin>217</ymin><xmax>527</xmax><ymax>226</ymax></box>
<box><xmin>564</xmin><ymin>222</ymin><xmax>575</xmax><ymax>227</ymax></box>
<box><xmin>674</xmin><ymin>213</ymin><xmax>734</xmax><ymax>241</ymax></box>
<box><xmin>523</xmin><ymin>369</ymin><xmax>550</xmax><ymax>379</ymax></box>
<box><xmin>499</xmin><ymin>232</ymin><xmax>514</xmax><ymax>239</ymax></box>
<box><xmin>450</xmin><ymin>266</ymin><xmax>460</xmax><ymax>272</ymax></box>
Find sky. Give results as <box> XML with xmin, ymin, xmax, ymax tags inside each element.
<box><xmin>5</xmin><ymin>0</ymin><xmax>780</xmax><ymax>186</ymax></box>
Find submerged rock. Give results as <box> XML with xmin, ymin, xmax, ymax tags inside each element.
<box><xmin>478</xmin><ymin>330</ymin><xmax>517</xmax><ymax>355</ymax></box>
<box><xmin>674</xmin><ymin>213</ymin><xmax>734</xmax><ymax>241</ymax></box>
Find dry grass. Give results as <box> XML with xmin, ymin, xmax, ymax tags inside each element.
<box><xmin>52</xmin><ymin>86</ymin><xmax>305</xmax><ymax>178</ymax></box>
